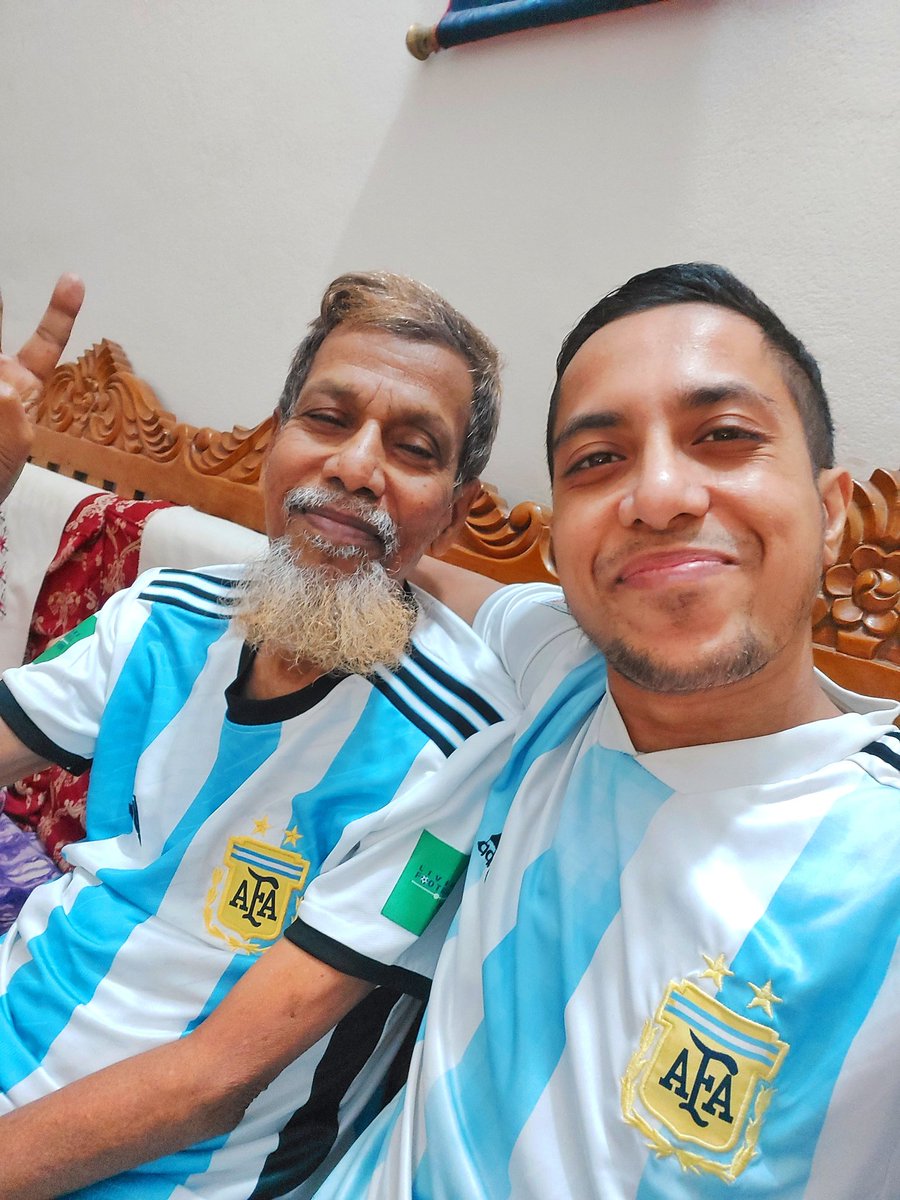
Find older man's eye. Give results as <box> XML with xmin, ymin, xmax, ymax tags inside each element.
<box><xmin>397</xmin><ymin>440</ymin><xmax>439</xmax><ymax>463</ymax></box>
<box><xmin>306</xmin><ymin>410</ymin><xmax>345</xmax><ymax>426</ymax></box>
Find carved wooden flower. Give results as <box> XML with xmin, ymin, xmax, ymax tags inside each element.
<box><xmin>823</xmin><ymin>545</ymin><xmax>900</xmax><ymax>638</ymax></box>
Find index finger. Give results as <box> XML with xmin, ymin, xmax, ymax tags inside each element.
<box><xmin>16</xmin><ymin>274</ymin><xmax>85</xmax><ymax>383</ymax></box>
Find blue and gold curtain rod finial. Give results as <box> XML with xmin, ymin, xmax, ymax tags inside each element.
<box><xmin>406</xmin><ymin>25</ymin><xmax>441</xmax><ymax>60</ymax></box>
<box><xmin>407</xmin><ymin>1</ymin><xmax>667</xmax><ymax>57</ymax></box>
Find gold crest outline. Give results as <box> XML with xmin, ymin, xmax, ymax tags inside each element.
<box><xmin>621</xmin><ymin>978</ymin><xmax>789</xmax><ymax>1182</ymax></box>
<box><xmin>204</xmin><ymin>834</ymin><xmax>310</xmax><ymax>954</ymax></box>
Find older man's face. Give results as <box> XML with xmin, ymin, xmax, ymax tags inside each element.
<box><xmin>549</xmin><ymin>303</ymin><xmax>849</xmax><ymax>696</ymax></box>
<box><xmin>262</xmin><ymin>326</ymin><xmax>478</xmax><ymax>582</ymax></box>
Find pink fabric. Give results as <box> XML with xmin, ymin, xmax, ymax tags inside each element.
<box><xmin>4</xmin><ymin>491</ymin><xmax>171</xmax><ymax>864</ymax></box>
<box><xmin>0</xmin><ymin>510</ymin><xmax>9</xmax><ymax>621</ymax></box>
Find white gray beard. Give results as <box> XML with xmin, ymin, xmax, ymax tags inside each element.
<box><xmin>231</xmin><ymin>537</ymin><xmax>418</xmax><ymax>675</ymax></box>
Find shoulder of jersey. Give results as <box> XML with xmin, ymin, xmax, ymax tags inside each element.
<box><xmin>851</xmin><ymin>726</ymin><xmax>900</xmax><ymax>787</ymax></box>
<box><xmin>369</xmin><ymin>642</ymin><xmax>507</xmax><ymax>758</ymax></box>
<box><xmin>136</xmin><ymin>567</ymin><xmax>238</xmax><ymax>620</ymax></box>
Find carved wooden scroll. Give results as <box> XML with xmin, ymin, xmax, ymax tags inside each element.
<box><xmin>440</xmin><ymin>485</ymin><xmax>556</xmax><ymax>583</ymax></box>
<box><xmin>32</xmin><ymin>340</ymin><xmax>272</xmax><ymax>531</ymax></box>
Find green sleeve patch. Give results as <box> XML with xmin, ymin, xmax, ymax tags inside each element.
<box><xmin>381</xmin><ymin>829</ymin><xmax>469</xmax><ymax>936</ymax></box>
<box><xmin>34</xmin><ymin>615</ymin><xmax>98</xmax><ymax>663</ymax></box>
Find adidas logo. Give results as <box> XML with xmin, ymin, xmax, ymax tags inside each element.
<box><xmin>477</xmin><ymin>832</ymin><xmax>501</xmax><ymax>871</ymax></box>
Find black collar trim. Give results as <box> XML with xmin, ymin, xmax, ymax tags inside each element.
<box><xmin>225</xmin><ymin>643</ymin><xmax>348</xmax><ymax>725</ymax></box>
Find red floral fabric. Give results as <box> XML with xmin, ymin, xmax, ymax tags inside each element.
<box><xmin>4</xmin><ymin>491</ymin><xmax>171</xmax><ymax>865</ymax></box>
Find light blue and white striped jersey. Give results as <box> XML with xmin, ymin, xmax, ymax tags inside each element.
<box><xmin>319</xmin><ymin>582</ymin><xmax>900</xmax><ymax>1200</ymax></box>
<box><xmin>0</xmin><ymin>565</ymin><xmax>520</xmax><ymax>1199</ymax></box>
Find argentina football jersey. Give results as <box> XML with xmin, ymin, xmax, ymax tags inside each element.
<box><xmin>317</xmin><ymin>582</ymin><xmax>900</xmax><ymax>1200</ymax></box>
<box><xmin>0</xmin><ymin>565</ymin><xmax>520</xmax><ymax>1198</ymax></box>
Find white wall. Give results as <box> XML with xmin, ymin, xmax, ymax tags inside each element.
<box><xmin>1</xmin><ymin>0</ymin><xmax>897</xmax><ymax>506</ymax></box>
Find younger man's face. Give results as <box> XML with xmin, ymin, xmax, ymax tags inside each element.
<box><xmin>549</xmin><ymin>302</ymin><xmax>849</xmax><ymax>695</ymax></box>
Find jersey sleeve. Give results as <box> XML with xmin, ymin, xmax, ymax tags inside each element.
<box><xmin>474</xmin><ymin>582</ymin><xmax>581</xmax><ymax>707</ymax></box>
<box><xmin>0</xmin><ymin>577</ymin><xmax>151</xmax><ymax>773</ymax></box>
<box><xmin>285</xmin><ymin>705</ymin><xmax>516</xmax><ymax>997</ymax></box>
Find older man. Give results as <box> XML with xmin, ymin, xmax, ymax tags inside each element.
<box><xmin>318</xmin><ymin>263</ymin><xmax>900</xmax><ymax>1199</ymax></box>
<box><xmin>0</xmin><ymin>272</ymin><xmax>519</xmax><ymax>1198</ymax></box>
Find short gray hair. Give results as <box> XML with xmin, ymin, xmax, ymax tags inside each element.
<box><xmin>277</xmin><ymin>271</ymin><xmax>501</xmax><ymax>485</ymax></box>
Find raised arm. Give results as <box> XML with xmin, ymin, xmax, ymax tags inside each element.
<box><xmin>0</xmin><ymin>938</ymin><xmax>373</xmax><ymax>1200</ymax></box>
<box><xmin>0</xmin><ymin>275</ymin><xmax>85</xmax><ymax>503</ymax></box>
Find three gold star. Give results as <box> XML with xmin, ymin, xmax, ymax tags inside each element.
<box><xmin>699</xmin><ymin>953</ymin><xmax>734</xmax><ymax>992</ymax></box>
<box><xmin>747</xmin><ymin>979</ymin><xmax>783</xmax><ymax>1018</ymax></box>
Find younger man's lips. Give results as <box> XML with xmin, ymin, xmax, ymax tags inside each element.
<box><xmin>616</xmin><ymin>549</ymin><xmax>735</xmax><ymax>587</ymax></box>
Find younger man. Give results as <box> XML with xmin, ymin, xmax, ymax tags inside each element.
<box><xmin>320</xmin><ymin>263</ymin><xmax>900</xmax><ymax>1199</ymax></box>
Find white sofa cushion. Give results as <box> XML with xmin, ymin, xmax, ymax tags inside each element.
<box><xmin>137</xmin><ymin>505</ymin><xmax>267</xmax><ymax>573</ymax></box>
<box><xmin>0</xmin><ymin>465</ymin><xmax>101</xmax><ymax>671</ymax></box>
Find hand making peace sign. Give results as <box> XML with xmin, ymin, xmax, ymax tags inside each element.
<box><xmin>0</xmin><ymin>274</ymin><xmax>85</xmax><ymax>503</ymax></box>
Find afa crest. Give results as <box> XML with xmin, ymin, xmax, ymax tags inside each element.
<box><xmin>622</xmin><ymin>978</ymin><xmax>788</xmax><ymax>1182</ymax></box>
<box><xmin>205</xmin><ymin>836</ymin><xmax>310</xmax><ymax>953</ymax></box>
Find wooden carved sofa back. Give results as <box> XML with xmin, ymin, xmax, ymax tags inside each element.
<box><xmin>31</xmin><ymin>340</ymin><xmax>270</xmax><ymax>532</ymax></box>
<box><xmin>30</xmin><ymin>340</ymin><xmax>900</xmax><ymax>701</ymax></box>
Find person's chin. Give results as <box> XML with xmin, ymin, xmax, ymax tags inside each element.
<box><xmin>292</xmin><ymin>541</ymin><xmax>363</xmax><ymax>572</ymax></box>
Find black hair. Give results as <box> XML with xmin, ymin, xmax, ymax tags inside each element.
<box><xmin>547</xmin><ymin>262</ymin><xmax>834</xmax><ymax>477</ymax></box>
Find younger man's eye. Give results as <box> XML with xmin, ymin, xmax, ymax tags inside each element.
<box><xmin>698</xmin><ymin>425</ymin><xmax>765</xmax><ymax>444</ymax></box>
<box><xmin>566</xmin><ymin>449</ymin><xmax>622</xmax><ymax>474</ymax></box>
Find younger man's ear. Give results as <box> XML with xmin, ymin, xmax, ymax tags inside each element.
<box><xmin>818</xmin><ymin>468</ymin><xmax>852</xmax><ymax>568</ymax></box>
<box><xmin>428</xmin><ymin>478</ymin><xmax>481</xmax><ymax>559</ymax></box>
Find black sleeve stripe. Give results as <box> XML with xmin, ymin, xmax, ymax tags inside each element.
<box><xmin>392</xmin><ymin>665</ymin><xmax>479</xmax><ymax>741</ymax></box>
<box><xmin>368</xmin><ymin>674</ymin><xmax>456</xmax><ymax>758</ymax></box>
<box><xmin>0</xmin><ymin>680</ymin><xmax>92</xmax><ymax>776</ymax></box>
<box><xmin>858</xmin><ymin>738</ymin><xmax>900</xmax><ymax>773</ymax></box>
<box><xmin>136</xmin><ymin>592</ymin><xmax>230</xmax><ymax>620</ymax></box>
<box><xmin>141</xmin><ymin>579</ymin><xmax>232</xmax><ymax>606</ymax></box>
<box><xmin>157</xmin><ymin>567</ymin><xmax>237</xmax><ymax>589</ymax></box>
<box><xmin>284</xmin><ymin>919</ymin><xmax>431</xmax><ymax>1002</ymax></box>
<box><xmin>407</xmin><ymin>643</ymin><xmax>503</xmax><ymax>724</ymax></box>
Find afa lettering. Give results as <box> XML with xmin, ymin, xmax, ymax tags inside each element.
<box><xmin>228</xmin><ymin>867</ymin><xmax>280</xmax><ymax>928</ymax></box>
<box><xmin>659</xmin><ymin>1029</ymin><xmax>736</xmax><ymax>1127</ymax></box>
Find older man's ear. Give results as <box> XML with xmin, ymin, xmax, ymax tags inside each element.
<box><xmin>427</xmin><ymin>478</ymin><xmax>481</xmax><ymax>561</ymax></box>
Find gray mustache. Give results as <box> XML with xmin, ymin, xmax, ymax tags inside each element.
<box><xmin>284</xmin><ymin>486</ymin><xmax>398</xmax><ymax>557</ymax></box>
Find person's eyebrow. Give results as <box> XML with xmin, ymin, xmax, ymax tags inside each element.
<box><xmin>295</xmin><ymin>379</ymin><xmax>358</xmax><ymax>404</ymax></box>
<box><xmin>682</xmin><ymin>383</ymin><xmax>780</xmax><ymax>412</ymax></box>
<box><xmin>552</xmin><ymin>382</ymin><xmax>780</xmax><ymax>456</ymax></box>
<box><xmin>551</xmin><ymin>410</ymin><xmax>622</xmax><ymax>456</ymax></box>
